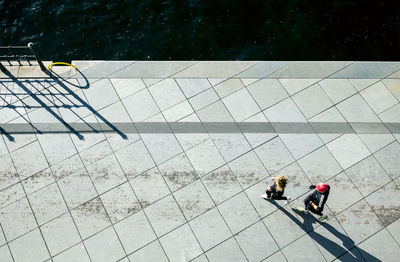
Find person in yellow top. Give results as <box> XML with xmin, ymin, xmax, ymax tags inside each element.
<box><xmin>261</xmin><ymin>176</ymin><xmax>291</xmax><ymax>204</ymax></box>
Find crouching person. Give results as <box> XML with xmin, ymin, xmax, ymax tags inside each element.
<box><xmin>298</xmin><ymin>183</ymin><xmax>330</xmax><ymax>221</ymax></box>
<box><xmin>261</xmin><ymin>176</ymin><xmax>291</xmax><ymax>204</ymax></box>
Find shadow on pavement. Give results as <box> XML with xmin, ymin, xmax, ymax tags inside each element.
<box><xmin>0</xmin><ymin>64</ymin><xmax>127</xmax><ymax>141</ymax></box>
<box><xmin>268</xmin><ymin>199</ymin><xmax>381</xmax><ymax>261</ymax></box>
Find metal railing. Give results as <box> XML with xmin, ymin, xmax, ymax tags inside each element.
<box><xmin>0</xmin><ymin>42</ymin><xmax>46</xmax><ymax>71</ymax></box>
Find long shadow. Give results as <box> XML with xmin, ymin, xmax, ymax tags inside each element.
<box><xmin>268</xmin><ymin>200</ymin><xmax>381</xmax><ymax>261</ymax></box>
<box><xmin>0</xmin><ymin>64</ymin><xmax>127</xmax><ymax>140</ymax></box>
<box><xmin>45</xmin><ymin>68</ymin><xmax>127</xmax><ymax>139</ymax></box>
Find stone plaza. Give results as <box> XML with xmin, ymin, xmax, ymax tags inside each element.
<box><xmin>0</xmin><ymin>61</ymin><xmax>399</xmax><ymax>261</ymax></box>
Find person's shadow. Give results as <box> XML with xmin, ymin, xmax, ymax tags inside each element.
<box><xmin>267</xmin><ymin>200</ymin><xmax>381</xmax><ymax>261</ymax></box>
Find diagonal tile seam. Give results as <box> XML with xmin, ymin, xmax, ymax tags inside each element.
<box><xmin>107</xmin><ymin>77</ymin><xmax>177</xmax><ymax>262</ymax></box>
<box><xmin>3</xmin><ymin>141</ymin><xmax>398</xmax><ymax>261</ymax></box>
<box><xmin>0</xmin><ymin>111</ymin><xmax>396</xmax><ymax>258</ymax></box>
<box><xmin>1</xmin><ymin>111</ymin><xmax>56</xmax><ymax>262</ymax></box>
<box><xmin>192</xmin><ymin>82</ymin><xmax>290</xmax><ymax>262</ymax></box>
<box><xmin>172</xmin><ymin>79</ymin><xmax>254</xmax><ymax>262</ymax></box>
<box><xmin>28</xmin><ymin>109</ymin><xmax>96</xmax><ymax>262</ymax></box>
<box><xmin>0</xmin><ymin>222</ymin><xmax>16</xmax><ymax>262</ymax></box>
<box><xmin>64</xmin><ymin>85</ymin><xmax>139</xmax><ymax>262</ymax></box>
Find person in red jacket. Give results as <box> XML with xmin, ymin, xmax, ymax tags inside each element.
<box><xmin>297</xmin><ymin>183</ymin><xmax>330</xmax><ymax>221</ymax></box>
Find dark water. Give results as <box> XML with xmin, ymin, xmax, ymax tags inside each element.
<box><xmin>1</xmin><ymin>0</ymin><xmax>399</xmax><ymax>61</ymax></box>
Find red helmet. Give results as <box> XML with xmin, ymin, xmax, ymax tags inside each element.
<box><xmin>316</xmin><ymin>183</ymin><xmax>329</xmax><ymax>193</ymax></box>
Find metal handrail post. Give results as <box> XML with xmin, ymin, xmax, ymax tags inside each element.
<box><xmin>28</xmin><ymin>42</ymin><xmax>46</xmax><ymax>71</ymax></box>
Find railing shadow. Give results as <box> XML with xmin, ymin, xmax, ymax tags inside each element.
<box><xmin>267</xmin><ymin>200</ymin><xmax>381</xmax><ymax>261</ymax></box>
<box><xmin>0</xmin><ymin>64</ymin><xmax>127</xmax><ymax>141</ymax></box>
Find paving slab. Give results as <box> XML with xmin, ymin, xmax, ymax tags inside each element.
<box><xmin>128</xmin><ymin>240</ymin><xmax>168</xmax><ymax>262</ymax></box>
<box><xmin>84</xmin><ymin>227</ymin><xmax>125</xmax><ymax>262</ymax></box>
<box><xmin>318</xmin><ymin>79</ymin><xmax>357</xmax><ymax>104</ymax></box>
<box><xmin>206</xmin><ymin>237</ymin><xmax>247</xmax><ymax>262</ymax></box>
<box><xmin>159</xmin><ymin>223</ymin><xmax>203</xmax><ymax>262</ymax></box>
<box><xmin>235</xmin><ymin>221</ymin><xmax>279</xmax><ymax>262</ymax></box>
<box><xmin>53</xmin><ymin>243</ymin><xmax>91</xmax><ymax>262</ymax></box>
<box><xmin>41</xmin><ymin>212</ymin><xmax>81</xmax><ymax>256</ymax></box>
<box><xmin>114</xmin><ymin>210</ymin><xmax>156</xmax><ymax>254</ymax></box>
<box><xmin>189</xmin><ymin>207</ymin><xmax>232</xmax><ymax>251</ymax></box>
<box><xmin>9</xmin><ymin>228</ymin><xmax>50</xmax><ymax>262</ymax></box>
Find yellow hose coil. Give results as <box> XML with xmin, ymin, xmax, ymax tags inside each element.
<box><xmin>47</xmin><ymin>62</ymin><xmax>78</xmax><ymax>70</ymax></box>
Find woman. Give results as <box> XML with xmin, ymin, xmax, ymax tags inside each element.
<box><xmin>261</xmin><ymin>176</ymin><xmax>291</xmax><ymax>204</ymax></box>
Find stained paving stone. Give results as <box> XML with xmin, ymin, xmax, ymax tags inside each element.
<box><xmin>50</xmin><ymin>154</ymin><xmax>84</xmax><ymax>181</ymax></box>
<box><xmin>0</xmin><ymin>197</ymin><xmax>37</xmax><ymax>241</ymax></box>
<box><xmin>114</xmin><ymin>210</ymin><xmax>156</xmax><ymax>254</ymax></box>
<box><xmin>114</xmin><ymin>140</ymin><xmax>155</xmax><ymax>178</ymax></box>
<box><xmin>99</xmin><ymin>182</ymin><xmax>140</xmax><ymax>223</ymax></box>
<box><xmin>0</xmin><ymin>183</ymin><xmax>24</xmax><ymax>210</ymax></box>
<box><xmin>58</xmin><ymin>169</ymin><xmax>98</xmax><ymax>209</ymax></box>
<box><xmin>189</xmin><ymin>207</ymin><xmax>232</xmax><ymax>251</ymax></box>
<box><xmin>201</xmin><ymin>165</ymin><xmax>242</xmax><ymax>204</ymax></box>
<box><xmin>28</xmin><ymin>183</ymin><xmax>68</xmax><ymax>225</ymax></box>
<box><xmin>157</xmin><ymin>152</ymin><xmax>199</xmax><ymax>192</ymax></box>
<box><xmin>365</xmin><ymin>181</ymin><xmax>400</xmax><ymax>227</ymax></box>
<box><xmin>144</xmin><ymin>194</ymin><xmax>186</xmax><ymax>237</ymax></box>
<box><xmin>2</xmin><ymin>62</ymin><xmax>400</xmax><ymax>262</ymax></box>
<box><xmin>129</xmin><ymin>167</ymin><xmax>170</xmax><ymax>208</ymax></box>
<box><xmin>85</xmin><ymin>154</ymin><xmax>127</xmax><ymax>195</ymax></box>
<box><xmin>0</xmin><ymin>154</ymin><xmax>19</xmax><ymax>191</ymax></box>
<box><xmin>40</xmin><ymin>212</ymin><xmax>81</xmax><ymax>256</ymax></box>
<box><xmin>173</xmin><ymin>180</ymin><xmax>215</xmax><ymax>220</ymax></box>
<box><xmin>128</xmin><ymin>241</ymin><xmax>168</xmax><ymax>262</ymax></box>
<box><xmin>70</xmin><ymin>197</ymin><xmax>111</xmax><ymax>239</ymax></box>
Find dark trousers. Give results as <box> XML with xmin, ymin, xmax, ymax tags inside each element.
<box><xmin>266</xmin><ymin>189</ymin><xmax>287</xmax><ymax>200</ymax></box>
<box><xmin>304</xmin><ymin>192</ymin><xmax>323</xmax><ymax>215</ymax></box>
